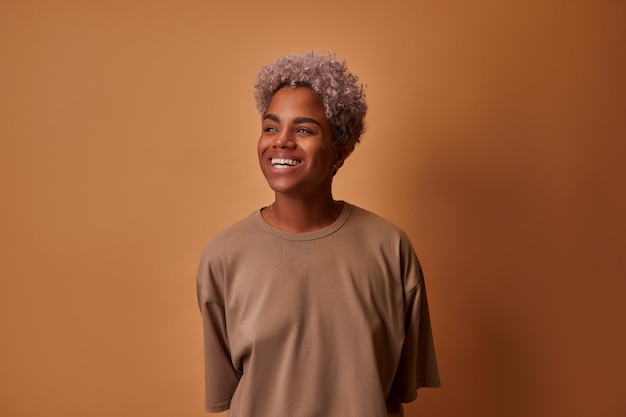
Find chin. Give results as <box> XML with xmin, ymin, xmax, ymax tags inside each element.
<box><xmin>264</xmin><ymin>178</ymin><xmax>296</xmax><ymax>194</ymax></box>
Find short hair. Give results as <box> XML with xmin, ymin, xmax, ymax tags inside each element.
<box><xmin>254</xmin><ymin>51</ymin><xmax>367</xmax><ymax>154</ymax></box>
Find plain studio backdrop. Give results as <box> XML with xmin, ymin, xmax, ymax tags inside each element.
<box><xmin>1</xmin><ymin>1</ymin><xmax>625</xmax><ymax>416</ymax></box>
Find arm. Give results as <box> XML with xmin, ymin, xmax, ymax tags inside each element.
<box><xmin>394</xmin><ymin>237</ymin><xmax>441</xmax><ymax>401</ymax></box>
<box><xmin>197</xmin><ymin>246</ymin><xmax>240</xmax><ymax>413</ymax></box>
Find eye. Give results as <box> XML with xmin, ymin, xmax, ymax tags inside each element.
<box><xmin>296</xmin><ymin>127</ymin><xmax>313</xmax><ymax>134</ymax></box>
<box><xmin>263</xmin><ymin>126</ymin><xmax>278</xmax><ymax>133</ymax></box>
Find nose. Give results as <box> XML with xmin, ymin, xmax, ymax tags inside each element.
<box><xmin>272</xmin><ymin>129</ymin><xmax>296</xmax><ymax>149</ymax></box>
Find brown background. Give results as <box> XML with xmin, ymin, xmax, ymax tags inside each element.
<box><xmin>1</xmin><ymin>1</ymin><xmax>625</xmax><ymax>416</ymax></box>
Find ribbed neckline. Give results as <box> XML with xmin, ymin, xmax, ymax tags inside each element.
<box><xmin>254</xmin><ymin>201</ymin><xmax>353</xmax><ymax>241</ymax></box>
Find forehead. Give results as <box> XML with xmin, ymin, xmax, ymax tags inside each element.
<box><xmin>266</xmin><ymin>86</ymin><xmax>326</xmax><ymax>117</ymax></box>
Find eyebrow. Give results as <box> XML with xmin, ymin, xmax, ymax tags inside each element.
<box><xmin>263</xmin><ymin>114</ymin><xmax>322</xmax><ymax>127</ymax></box>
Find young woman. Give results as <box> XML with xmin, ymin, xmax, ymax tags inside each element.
<box><xmin>197</xmin><ymin>51</ymin><xmax>440</xmax><ymax>417</ymax></box>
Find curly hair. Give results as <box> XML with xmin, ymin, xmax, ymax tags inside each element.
<box><xmin>254</xmin><ymin>51</ymin><xmax>367</xmax><ymax>154</ymax></box>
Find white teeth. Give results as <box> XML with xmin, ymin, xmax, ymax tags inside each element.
<box><xmin>271</xmin><ymin>158</ymin><xmax>300</xmax><ymax>168</ymax></box>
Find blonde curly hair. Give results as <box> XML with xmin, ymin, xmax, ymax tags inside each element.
<box><xmin>254</xmin><ymin>51</ymin><xmax>367</xmax><ymax>154</ymax></box>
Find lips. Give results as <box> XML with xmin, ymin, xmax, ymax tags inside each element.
<box><xmin>270</xmin><ymin>158</ymin><xmax>302</xmax><ymax>169</ymax></box>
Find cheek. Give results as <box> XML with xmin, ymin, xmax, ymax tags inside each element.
<box><xmin>257</xmin><ymin>136</ymin><xmax>267</xmax><ymax>156</ymax></box>
<box><xmin>310</xmin><ymin>147</ymin><xmax>335</xmax><ymax>168</ymax></box>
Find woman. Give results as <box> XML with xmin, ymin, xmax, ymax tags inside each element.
<box><xmin>197</xmin><ymin>51</ymin><xmax>440</xmax><ymax>417</ymax></box>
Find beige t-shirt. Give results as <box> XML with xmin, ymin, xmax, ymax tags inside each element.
<box><xmin>197</xmin><ymin>203</ymin><xmax>440</xmax><ymax>417</ymax></box>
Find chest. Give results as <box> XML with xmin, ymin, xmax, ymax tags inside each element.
<box><xmin>222</xmin><ymin>238</ymin><xmax>405</xmax><ymax>361</ymax></box>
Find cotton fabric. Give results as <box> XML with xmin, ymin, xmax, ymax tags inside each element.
<box><xmin>197</xmin><ymin>203</ymin><xmax>440</xmax><ymax>417</ymax></box>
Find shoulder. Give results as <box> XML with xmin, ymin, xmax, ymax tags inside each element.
<box><xmin>348</xmin><ymin>204</ymin><xmax>399</xmax><ymax>228</ymax></box>
<box><xmin>200</xmin><ymin>210</ymin><xmax>261</xmax><ymax>260</ymax></box>
<box><xmin>345</xmin><ymin>203</ymin><xmax>423</xmax><ymax>291</ymax></box>
<box><xmin>197</xmin><ymin>210</ymin><xmax>264</xmax><ymax>295</ymax></box>
<box><xmin>345</xmin><ymin>203</ymin><xmax>419</xmax><ymax>260</ymax></box>
<box><xmin>345</xmin><ymin>203</ymin><xmax>412</xmax><ymax>243</ymax></box>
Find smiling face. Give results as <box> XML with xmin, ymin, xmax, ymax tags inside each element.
<box><xmin>258</xmin><ymin>86</ymin><xmax>346</xmax><ymax>199</ymax></box>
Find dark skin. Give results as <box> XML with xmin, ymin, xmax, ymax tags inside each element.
<box><xmin>257</xmin><ymin>86</ymin><xmax>348</xmax><ymax>233</ymax></box>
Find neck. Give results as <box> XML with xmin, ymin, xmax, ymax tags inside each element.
<box><xmin>267</xmin><ymin>194</ymin><xmax>343</xmax><ymax>233</ymax></box>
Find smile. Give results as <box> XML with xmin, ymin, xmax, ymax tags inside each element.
<box><xmin>271</xmin><ymin>158</ymin><xmax>301</xmax><ymax>169</ymax></box>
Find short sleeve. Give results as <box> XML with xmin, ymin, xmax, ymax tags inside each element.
<box><xmin>197</xmin><ymin>248</ymin><xmax>241</xmax><ymax>412</ymax></box>
<box><xmin>393</xmin><ymin>241</ymin><xmax>441</xmax><ymax>402</ymax></box>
